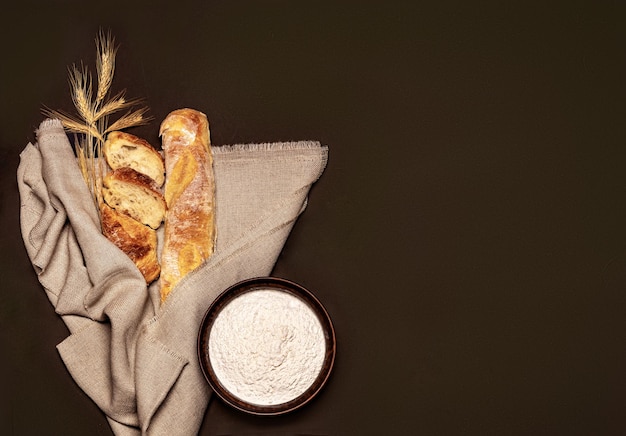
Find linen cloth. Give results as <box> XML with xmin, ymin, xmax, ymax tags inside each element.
<box><xmin>17</xmin><ymin>119</ymin><xmax>328</xmax><ymax>435</ymax></box>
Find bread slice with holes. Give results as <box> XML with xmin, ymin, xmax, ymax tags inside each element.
<box><xmin>100</xmin><ymin>203</ymin><xmax>161</xmax><ymax>283</ymax></box>
<box><xmin>104</xmin><ymin>131</ymin><xmax>165</xmax><ymax>187</ymax></box>
<box><xmin>102</xmin><ymin>167</ymin><xmax>167</xmax><ymax>229</ymax></box>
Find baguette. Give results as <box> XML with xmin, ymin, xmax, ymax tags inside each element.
<box><xmin>100</xmin><ymin>203</ymin><xmax>161</xmax><ymax>283</ymax></box>
<box><xmin>159</xmin><ymin>108</ymin><xmax>216</xmax><ymax>303</ymax></box>
<box><xmin>103</xmin><ymin>131</ymin><xmax>165</xmax><ymax>187</ymax></box>
<box><xmin>102</xmin><ymin>167</ymin><xmax>167</xmax><ymax>230</ymax></box>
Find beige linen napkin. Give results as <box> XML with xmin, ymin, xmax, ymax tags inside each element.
<box><xmin>17</xmin><ymin>119</ymin><xmax>328</xmax><ymax>435</ymax></box>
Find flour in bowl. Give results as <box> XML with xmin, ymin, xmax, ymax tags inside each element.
<box><xmin>208</xmin><ymin>289</ymin><xmax>327</xmax><ymax>406</ymax></box>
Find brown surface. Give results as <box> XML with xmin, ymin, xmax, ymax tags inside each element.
<box><xmin>2</xmin><ymin>1</ymin><xmax>626</xmax><ymax>434</ymax></box>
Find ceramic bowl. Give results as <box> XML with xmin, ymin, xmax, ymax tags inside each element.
<box><xmin>197</xmin><ymin>277</ymin><xmax>336</xmax><ymax>415</ymax></box>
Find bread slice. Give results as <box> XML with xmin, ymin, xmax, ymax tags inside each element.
<box><xmin>102</xmin><ymin>167</ymin><xmax>167</xmax><ymax>229</ymax></box>
<box><xmin>104</xmin><ymin>131</ymin><xmax>165</xmax><ymax>187</ymax></box>
<box><xmin>100</xmin><ymin>203</ymin><xmax>161</xmax><ymax>283</ymax></box>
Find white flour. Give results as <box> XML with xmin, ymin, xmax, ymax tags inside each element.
<box><xmin>208</xmin><ymin>289</ymin><xmax>326</xmax><ymax>406</ymax></box>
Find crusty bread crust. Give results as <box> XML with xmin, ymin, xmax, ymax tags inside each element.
<box><xmin>102</xmin><ymin>167</ymin><xmax>167</xmax><ymax>229</ymax></box>
<box><xmin>104</xmin><ymin>131</ymin><xmax>165</xmax><ymax>187</ymax></box>
<box><xmin>159</xmin><ymin>108</ymin><xmax>216</xmax><ymax>303</ymax></box>
<box><xmin>100</xmin><ymin>203</ymin><xmax>161</xmax><ymax>283</ymax></box>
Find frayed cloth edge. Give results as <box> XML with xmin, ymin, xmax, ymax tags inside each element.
<box><xmin>212</xmin><ymin>140</ymin><xmax>324</xmax><ymax>154</ymax></box>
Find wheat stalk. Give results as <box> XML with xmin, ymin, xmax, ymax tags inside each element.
<box><xmin>106</xmin><ymin>107</ymin><xmax>151</xmax><ymax>133</ymax></box>
<box><xmin>68</xmin><ymin>63</ymin><xmax>95</xmax><ymax>125</ymax></box>
<box><xmin>42</xmin><ymin>30</ymin><xmax>151</xmax><ymax>224</ymax></box>
<box><xmin>95</xmin><ymin>29</ymin><xmax>116</xmax><ymax>104</ymax></box>
<box><xmin>94</xmin><ymin>92</ymin><xmax>128</xmax><ymax>120</ymax></box>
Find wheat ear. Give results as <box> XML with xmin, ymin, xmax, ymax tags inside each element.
<box><xmin>41</xmin><ymin>30</ymin><xmax>151</xmax><ymax>226</ymax></box>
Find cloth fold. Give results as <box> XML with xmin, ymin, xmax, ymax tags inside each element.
<box><xmin>17</xmin><ymin>119</ymin><xmax>328</xmax><ymax>435</ymax></box>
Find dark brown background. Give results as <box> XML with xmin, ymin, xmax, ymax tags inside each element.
<box><xmin>1</xmin><ymin>1</ymin><xmax>626</xmax><ymax>435</ymax></box>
